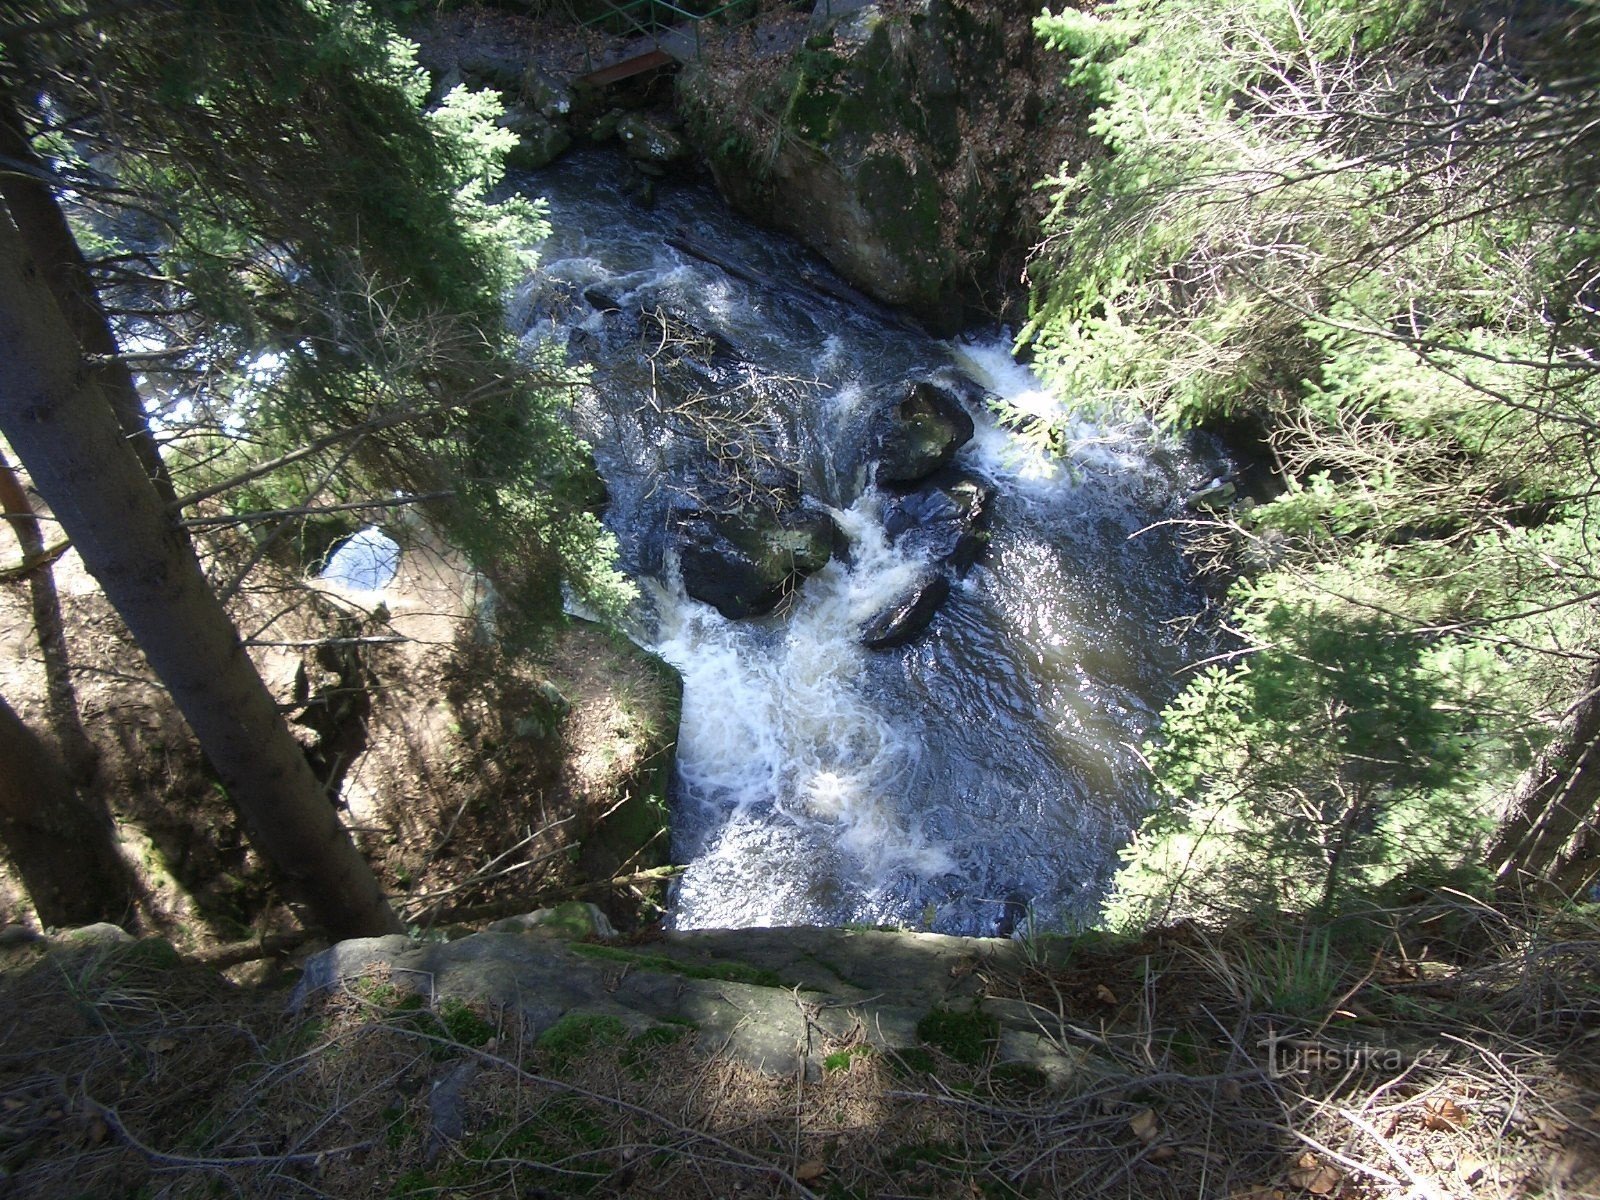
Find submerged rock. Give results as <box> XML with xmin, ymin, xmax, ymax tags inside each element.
<box><xmin>675</xmin><ymin>505</ymin><xmax>836</xmax><ymax>619</ymax></box>
<box><xmin>861</xmin><ymin>569</ymin><xmax>950</xmax><ymax>648</ymax></box>
<box><xmin>869</xmin><ymin>379</ymin><xmax>975</xmax><ymax>486</ymax></box>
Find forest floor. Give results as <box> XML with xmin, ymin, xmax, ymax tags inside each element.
<box><xmin>0</xmin><ymin>507</ymin><xmax>680</xmax><ymax>965</ymax></box>
<box><xmin>0</xmin><ymin>897</ymin><xmax>1597</xmax><ymax>1199</ymax></box>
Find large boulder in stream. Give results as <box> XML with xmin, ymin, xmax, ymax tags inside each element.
<box><xmin>882</xmin><ymin>472</ymin><xmax>994</xmax><ymax>572</ymax></box>
<box><xmin>616</xmin><ymin>112</ymin><xmax>690</xmax><ymax>174</ymax></box>
<box><xmin>501</xmin><ymin>106</ymin><xmax>573</xmax><ymax>170</ymax></box>
<box><xmin>675</xmin><ymin>0</ymin><xmax>1067</xmax><ymax>333</ymax></box>
<box><xmin>869</xmin><ymin>380</ymin><xmax>975</xmax><ymax>486</ymax></box>
<box><xmin>675</xmin><ymin>506</ymin><xmax>836</xmax><ymax>619</ymax></box>
<box><xmin>861</xmin><ymin>570</ymin><xmax>950</xmax><ymax>649</ymax></box>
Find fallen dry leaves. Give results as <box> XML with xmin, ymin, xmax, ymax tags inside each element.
<box><xmin>1288</xmin><ymin>1151</ymin><xmax>1344</xmax><ymax>1195</ymax></box>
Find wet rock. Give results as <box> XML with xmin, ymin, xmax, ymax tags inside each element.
<box><xmin>1185</xmin><ymin>477</ymin><xmax>1237</xmax><ymax>510</ymax></box>
<box><xmin>455</xmin><ymin>45</ymin><xmax>527</xmax><ymax>94</ymax></box>
<box><xmin>503</xmin><ymin>110</ymin><xmax>573</xmax><ymax>171</ymax></box>
<box><xmin>869</xmin><ymin>380</ymin><xmax>975</xmax><ymax>486</ymax></box>
<box><xmin>585</xmin><ymin>107</ymin><xmax>626</xmax><ymax>143</ymax></box>
<box><xmin>861</xmin><ymin>569</ymin><xmax>950</xmax><ymax>649</ymax></box>
<box><xmin>675</xmin><ymin>506</ymin><xmax>836</xmax><ymax>619</ymax></box>
<box><xmin>627</xmin><ymin>173</ymin><xmax>658</xmax><ymax>208</ymax></box>
<box><xmin>882</xmin><ymin>472</ymin><xmax>993</xmax><ymax>572</ymax></box>
<box><xmin>565</xmin><ymin>327</ymin><xmax>603</xmax><ymax>365</ymax></box>
<box><xmin>521</xmin><ymin>65</ymin><xmax>573</xmax><ymax>119</ymax></box>
<box><xmin>676</xmin><ymin>0</ymin><xmax>1050</xmax><ymax>331</ymax></box>
<box><xmin>616</xmin><ymin>112</ymin><xmax>689</xmax><ymax>170</ymax></box>
<box><xmin>582</xmin><ymin>285</ymin><xmax>626</xmax><ymax>313</ymax></box>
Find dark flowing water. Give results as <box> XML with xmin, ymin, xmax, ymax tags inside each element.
<box><xmin>512</xmin><ymin>150</ymin><xmax>1220</xmax><ymax>935</ymax></box>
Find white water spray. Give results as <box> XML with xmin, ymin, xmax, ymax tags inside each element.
<box><xmin>651</xmin><ymin>492</ymin><xmax>957</xmax><ymax>926</ymax></box>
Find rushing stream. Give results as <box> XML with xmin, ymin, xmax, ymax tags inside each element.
<box><xmin>512</xmin><ymin>150</ymin><xmax>1221</xmax><ymax>935</ymax></box>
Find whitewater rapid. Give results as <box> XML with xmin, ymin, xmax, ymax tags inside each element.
<box><xmin>518</xmin><ymin>149</ymin><xmax>1220</xmax><ymax>934</ymax></box>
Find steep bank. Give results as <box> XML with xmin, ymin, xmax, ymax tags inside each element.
<box><xmin>0</xmin><ymin>504</ymin><xmax>681</xmax><ymax>943</ymax></box>
<box><xmin>413</xmin><ymin>0</ymin><xmax>1087</xmax><ymax>333</ymax></box>
<box><xmin>676</xmin><ymin>0</ymin><xmax>1084</xmax><ymax>332</ymax></box>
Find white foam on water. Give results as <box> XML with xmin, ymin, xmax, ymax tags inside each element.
<box><xmin>816</xmin><ymin>334</ymin><xmax>850</xmax><ymax>376</ymax></box>
<box><xmin>650</xmin><ymin>492</ymin><xmax>957</xmax><ymax>926</ymax></box>
<box><xmin>951</xmin><ymin>338</ymin><xmax>1144</xmax><ymax>485</ymax></box>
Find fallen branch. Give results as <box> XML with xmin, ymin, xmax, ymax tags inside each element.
<box><xmin>88</xmin><ymin>1095</ymin><xmax>372</xmax><ymax>1169</ymax></box>
<box><xmin>178</xmin><ymin>491</ymin><xmax>452</xmax><ymax>528</ymax></box>
<box><xmin>416</xmin><ymin>865</ymin><xmax>687</xmax><ymax>928</ymax></box>
<box><xmin>193</xmin><ymin>930</ymin><xmax>315</xmax><ymax>970</ymax></box>
<box><xmin>0</xmin><ymin>538</ymin><xmax>71</xmax><ymax>582</ymax></box>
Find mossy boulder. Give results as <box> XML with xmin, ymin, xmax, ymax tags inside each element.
<box><xmin>615</xmin><ymin>112</ymin><xmax>689</xmax><ymax>172</ymax></box>
<box><xmin>674</xmin><ymin>505</ymin><xmax>836</xmax><ymax>619</ymax></box>
<box><xmin>676</xmin><ymin>0</ymin><xmax>1052</xmax><ymax>332</ymax></box>
<box><xmin>502</xmin><ymin>109</ymin><xmax>573</xmax><ymax>170</ymax></box>
<box><xmin>869</xmin><ymin>379</ymin><xmax>975</xmax><ymax>486</ymax></box>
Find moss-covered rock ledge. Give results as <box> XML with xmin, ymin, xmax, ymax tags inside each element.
<box><xmin>675</xmin><ymin>0</ymin><xmax>1084</xmax><ymax>333</ymax></box>
<box><xmin>292</xmin><ymin>917</ymin><xmax>1084</xmax><ymax>1082</ymax></box>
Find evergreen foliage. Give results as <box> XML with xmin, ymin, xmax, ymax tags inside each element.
<box><xmin>1026</xmin><ymin>0</ymin><xmax>1600</xmax><ymax>919</ymax></box>
<box><xmin>3</xmin><ymin>0</ymin><xmax>631</xmax><ymax>632</ymax></box>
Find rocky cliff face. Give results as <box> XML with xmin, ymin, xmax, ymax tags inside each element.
<box><xmin>675</xmin><ymin>0</ymin><xmax>1084</xmax><ymax>333</ymax></box>
<box><xmin>412</xmin><ymin>0</ymin><xmax>1086</xmax><ymax>333</ymax></box>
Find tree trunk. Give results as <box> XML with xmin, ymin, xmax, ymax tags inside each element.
<box><xmin>0</xmin><ymin>97</ymin><xmax>176</xmax><ymax>504</ymax></box>
<box><xmin>0</xmin><ymin>692</ymin><xmax>133</xmax><ymax>928</ymax></box>
<box><xmin>0</xmin><ymin>205</ymin><xmax>400</xmax><ymax>940</ymax></box>
<box><xmin>1488</xmin><ymin>659</ymin><xmax>1600</xmax><ymax>896</ymax></box>
<box><xmin>0</xmin><ymin>449</ymin><xmax>98</xmax><ymax>781</ymax></box>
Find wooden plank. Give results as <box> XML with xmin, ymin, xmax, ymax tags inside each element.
<box><xmin>576</xmin><ymin>48</ymin><xmax>675</xmax><ymax>87</ymax></box>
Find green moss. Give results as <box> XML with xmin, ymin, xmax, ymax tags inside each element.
<box><xmin>352</xmin><ymin>978</ymin><xmax>425</xmax><ymax>1012</ymax></box>
<box><xmin>916</xmin><ymin>1005</ymin><xmax>998</xmax><ymax>1067</ymax></box>
<box><xmin>784</xmin><ymin>51</ymin><xmax>847</xmax><ymax>143</ymax></box>
<box><xmin>537</xmin><ymin>1012</ymin><xmax>628</xmax><ymax>1069</ymax></box>
<box><xmin>438</xmin><ymin>997</ymin><xmax>495</xmax><ymax>1047</ymax></box>
<box><xmin>568</xmin><ymin>942</ymin><xmax>791</xmax><ymax>989</ymax></box>
<box><xmin>823</xmin><ymin>1044</ymin><xmax>874</xmax><ymax>1073</ymax></box>
<box><xmin>853</xmin><ymin>150</ymin><xmax>945</xmax><ymax>291</ymax></box>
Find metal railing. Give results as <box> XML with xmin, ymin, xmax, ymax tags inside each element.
<box><xmin>580</xmin><ymin>0</ymin><xmax>828</xmax><ymax>67</ymax></box>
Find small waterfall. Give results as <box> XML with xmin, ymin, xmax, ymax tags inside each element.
<box><xmin>517</xmin><ymin>150</ymin><xmax>1221</xmax><ymax>934</ymax></box>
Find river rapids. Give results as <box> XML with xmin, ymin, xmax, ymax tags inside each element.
<box><xmin>512</xmin><ymin>150</ymin><xmax>1221</xmax><ymax>936</ymax></box>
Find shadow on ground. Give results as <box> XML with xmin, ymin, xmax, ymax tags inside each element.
<box><xmin>0</xmin><ymin>896</ymin><xmax>1596</xmax><ymax>1199</ymax></box>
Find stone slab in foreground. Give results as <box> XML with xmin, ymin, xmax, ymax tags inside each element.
<box><xmin>292</xmin><ymin>918</ymin><xmax>1085</xmax><ymax>1083</ymax></box>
